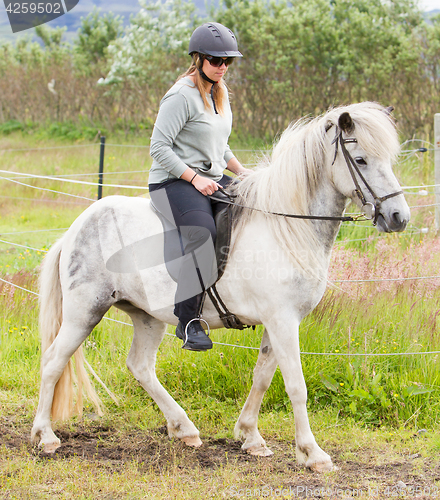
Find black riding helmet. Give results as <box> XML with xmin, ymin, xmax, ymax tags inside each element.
<box><xmin>188</xmin><ymin>22</ymin><xmax>242</xmax><ymax>58</ymax></box>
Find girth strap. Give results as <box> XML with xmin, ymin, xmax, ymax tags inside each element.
<box><xmin>206</xmin><ymin>285</ymin><xmax>248</xmax><ymax>330</ymax></box>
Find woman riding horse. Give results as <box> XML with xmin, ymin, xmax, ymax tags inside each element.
<box><xmin>31</xmin><ymin>101</ymin><xmax>410</xmax><ymax>469</ymax></box>
<box><xmin>149</xmin><ymin>22</ymin><xmax>250</xmax><ymax>352</ymax></box>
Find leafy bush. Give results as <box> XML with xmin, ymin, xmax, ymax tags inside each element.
<box><xmin>41</xmin><ymin>121</ymin><xmax>105</xmax><ymax>141</ymax></box>
<box><xmin>74</xmin><ymin>8</ymin><xmax>123</xmax><ymax>68</ymax></box>
<box><xmin>0</xmin><ymin>120</ymin><xmax>24</xmax><ymax>134</ymax></box>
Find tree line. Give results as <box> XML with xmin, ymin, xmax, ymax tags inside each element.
<box><xmin>0</xmin><ymin>0</ymin><xmax>439</xmax><ymax>140</ymax></box>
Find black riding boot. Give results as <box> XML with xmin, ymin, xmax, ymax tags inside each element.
<box><xmin>173</xmin><ymin>239</ymin><xmax>215</xmax><ymax>351</ymax></box>
<box><xmin>176</xmin><ymin>319</ymin><xmax>212</xmax><ymax>351</ymax></box>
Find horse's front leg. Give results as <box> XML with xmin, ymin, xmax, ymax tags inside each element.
<box><xmin>235</xmin><ymin>329</ymin><xmax>277</xmax><ymax>456</ymax></box>
<box><xmin>123</xmin><ymin>306</ymin><xmax>202</xmax><ymax>448</ymax></box>
<box><xmin>265</xmin><ymin>313</ymin><xmax>334</xmax><ymax>472</ymax></box>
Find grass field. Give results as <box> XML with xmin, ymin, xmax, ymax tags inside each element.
<box><xmin>1</xmin><ymin>132</ymin><xmax>440</xmax><ymax>498</ymax></box>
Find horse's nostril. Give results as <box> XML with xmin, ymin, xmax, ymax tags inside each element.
<box><xmin>392</xmin><ymin>212</ymin><xmax>402</xmax><ymax>226</ymax></box>
<box><xmin>391</xmin><ymin>211</ymin><xmax>408</xmax><ymax>230</ymax></box>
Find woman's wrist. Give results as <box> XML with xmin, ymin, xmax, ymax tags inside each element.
<box><xmin>226</xmin><ymin>157</ymin><xmax>249</xmax><ymax>176</ymax></box>
<box><xmin>180</xmin><ymin>167</ymin><xmax>199</xmax><ymax>184</ymax></box>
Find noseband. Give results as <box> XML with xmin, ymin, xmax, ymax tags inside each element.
<box><xmin>332</xmin><ymin>128</ymin><xmax>403</xmax><ymax>225</ymax></box>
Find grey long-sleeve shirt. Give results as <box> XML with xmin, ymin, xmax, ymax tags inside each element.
<box><xmin>148</xmin><ymin>76</ymin><xmax>236</xmax><ymax>184</ymax></box>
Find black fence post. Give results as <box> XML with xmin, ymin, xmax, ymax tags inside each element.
<box><xmin>98</xmin><ymin>136</ymin><xmax>106</xmax><ymax>200</ymax></box>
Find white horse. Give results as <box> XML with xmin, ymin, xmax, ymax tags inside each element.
<box><xmin>31</xmin><ymin>102</ymin><xmax>410</xmax><ymax>472</ymax></box>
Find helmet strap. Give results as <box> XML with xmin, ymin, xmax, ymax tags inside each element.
<box><xmin>198</xmin><ymin>67</ymin><xmax>217</xmax><ymax>85</ymax></box>
<box><xmin>195</xmin><ymin>54</ymin><xmax>218</xmax><ymax>85</ymax></box>
<box><xmin>195</xmin><ymin>55</ymin><xmax>218</xmax><ymax>114</ymax></box>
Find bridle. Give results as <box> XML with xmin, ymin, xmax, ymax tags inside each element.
<box><xmin>332</xmin><ymin>127</ymin><xmax>403</xmax><ymax>225</ymax></box>
<box><xmin>210</xmin><ymin>125</ymin><xmax>404</xmax><ymax>224</ymax></box>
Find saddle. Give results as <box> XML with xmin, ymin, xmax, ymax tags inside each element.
<box><xmin>151</xmin><ymin>194</ymin><xmax>247</xmax><ymax>330</ymax></box>
<box><xmin>207</xmin><ymin>205</ymin><xmax>247</xmax><ymax>329</ymax></box>
<box><xmin>213</xmin><ymin>205</ymin><xmax>231</xmax><ymax>281</ymax></box>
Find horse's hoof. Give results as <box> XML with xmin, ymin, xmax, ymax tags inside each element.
<box><xmin>181</xmin><ymin>435</ymin><xmax>203</xmax><ymax>447</ymax></box>
<box><xmin>246</xmin><ymin>446</ymin><xmax>273</xmax><ymax>457</ymax></box>
<box><xmin>308</xmin><ymin>460</ymin><xmax>336</xmax><ymax>472</ymax></box>
<box><xmin>297</xmin><ymin>445</ymin><xmax>334</xmax><ymax>472</ymax></box>
<box><xmin>245</xmin><ymin>444</ymin><xmax>274</xmax><ymax>457</ymax></box>
<box><xmin>42</xmin><ymin>441</ymin><xmax>61</xmax><ymax>454</ymax></box>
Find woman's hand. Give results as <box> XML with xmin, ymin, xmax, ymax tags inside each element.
<box><xmin>192</xmin><ymin>174</ymin><xmax>221</xmax><ymax>196</ymax></box>
<box><xmin>181</xmin><ymin>168</ymin><xmax>220</xmax><ymax>196</ymax></box>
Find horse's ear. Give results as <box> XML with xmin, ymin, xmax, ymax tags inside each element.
<box><xmin>383</xmin><ymin>106</ymin><xmax>394</xmax><ymax>115</ymax></box>
<box><xmin>338</xmin><ymin>112</ymin><xmax>354</xmax><ymax>134</ymax></box>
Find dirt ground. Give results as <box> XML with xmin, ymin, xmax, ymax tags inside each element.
<box><xmin>2</xmin><ymin>417</ymin><xmax>440</xmax><ymax>499</ymax></box>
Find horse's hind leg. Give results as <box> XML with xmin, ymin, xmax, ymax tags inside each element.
<box><xmin>31</xmin><ymin>315</ymin><xmax>97</xmax><ymax>452</ymax></box>
<box><xmin>121</xmin><ymin>303</ymin><xmax>202</xmax><ymax>447</ymax></box>
<box><xmin>235</xmin><ymin>329</ymin><xmax>277</xmax><ymax>456</ymax></box>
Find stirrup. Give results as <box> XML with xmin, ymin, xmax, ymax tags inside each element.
<box><xmin>182</xmin><ymin>317</ymin><xmax>210</xmax><ymax>347</ymax></box>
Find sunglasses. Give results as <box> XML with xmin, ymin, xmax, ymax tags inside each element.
<box><xmin>204</xmin><ymin>55</ymin><xmax>234</xmax><ymax>67</ymax></box>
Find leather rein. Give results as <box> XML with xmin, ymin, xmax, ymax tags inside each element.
<box><xmin>211</xmin><ymin>127</ymin><xmax>403</xmax><ymax>225</ymax></box>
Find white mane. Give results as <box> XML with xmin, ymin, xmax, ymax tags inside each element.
<box><xmin>231</xmin><ymin>102</ymin><xmax>400</xmax><ymax>275</ymax></box>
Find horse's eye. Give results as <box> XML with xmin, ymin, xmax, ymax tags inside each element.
<box><xmin>355</xmin><ymin>157</ymin><xmax>367</xmax><ymax>166</ymax></box>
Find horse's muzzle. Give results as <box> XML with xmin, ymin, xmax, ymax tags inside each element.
<box><xmin>376</xmin><ymin>211</ymin><xmax>409</xmax><ymax>233</ymax></box>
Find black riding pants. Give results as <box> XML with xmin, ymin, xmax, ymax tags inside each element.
<box><xmin>149</xmin><ymin>175</ymin><xmax>232</xmax><ymax>325</ymax></box>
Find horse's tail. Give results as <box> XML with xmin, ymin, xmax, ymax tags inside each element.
<box><xmin>39</xmin><ymin>237</ymin><xmax>103</xmax><ymax>421</ymax></box>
